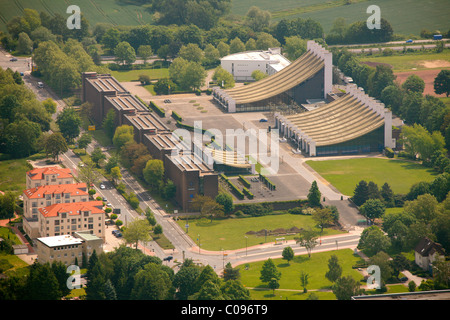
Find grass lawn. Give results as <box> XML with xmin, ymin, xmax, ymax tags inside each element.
<box><xmin>360</xmin><ymin>50</ymin><xmax>450</xmax><ymax>71</ymax></box>
<box><xmin>306</xmin><ymin>157</ymin><xmax>437</xmax><ymax>196</ymax></box>
<box><xmin>0</xmin><ymin>252</ymin><xmax>30</xmax><ymax>277</ymax></box>
<box><xmin>109</xmin><ymin>68</ymin><xmax>169</xmax><ymax>82</ymax></box>
<box><xmin>248</xmin><ymin>288</ymin><xmax>336</xmax><ymax>300</ymax></box>
<box><xmin>0</xmin><ymin>158</ymin><xmax>32</xmax><ymax>194</ymax></box>
<box><xmin>0</xmin><ymin>227</ymin><xmax>21</xmax><ymax>245</ymax></box>
<box><xmin>176</xmin><ymin>214</ymin><xmax>345</xmax><ymax>251</ymax></box>
<box><xmin>239</xmin><ymin>249</ymin><xmax>364</xmax><ymax>299</ymax></box>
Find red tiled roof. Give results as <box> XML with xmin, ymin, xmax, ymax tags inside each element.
<box><xmin>23</xmin><ymin>183</ymin><xmax>88</xmax><ymax>199</ymax></box>
<box><xmin>27</xmin><ymin>167</ymin><xmax>73</xmax><ymax>180</ymax></box>
<box><xmin>39</xmin><ymin>201</ymin><xmax>104</xmax><ymax>218</ymax></box>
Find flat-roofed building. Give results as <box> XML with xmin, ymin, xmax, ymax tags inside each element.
<box><xmin>81</xmin><ymin>72</ymin><xmax>128</xmax><ymax>124</ymax></box>
<box><xmin>26</xmin><ymin>166</ymin><xmax>74</xmax><ymax>189</ymax></box>
<box><xmin>164</xmin><ymin>154</ymin><xmax>218</xmax><ymax>210</ymax></box>
<box><xmin>221</xmin><ymin>48</ymin><xmax>291</xmax><ymax>81</ymax></box>
<box><xmin>23</xmin><ymin>183</ymin><xmax>89</xmax><ymax>239</ymax></box>
<box><xmin>103</xmin><ymin>92</ymin><xmax>149</xmax><ymax>126</ymax></box>
<box><xmin>122</xmin><ymin>112</ymin><xmax>170</xmax><ymax>144</ymax></box>
<box><xmin>36</xmin><ymin>231</ymin><xmax>103</xmax><ymax>266</ymax></box>
<box><xmin>38</xmin><ymin>201</ymin><xmax>105</xmax><ymax>240</ymax></box>
<box><xmin>143</xmin><ymin>133</ymin><xmax>186</xmax><ymax>163</ymax></box>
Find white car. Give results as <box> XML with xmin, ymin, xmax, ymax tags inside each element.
<box><xmin>100</xmin><ymin>184</ymin><xmax>106</xmax><ymax>190</ymax></box>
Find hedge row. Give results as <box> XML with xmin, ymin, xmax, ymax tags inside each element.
<box><xmin>243</xmin><ymin>187</ymin><xmax>254</xmax><ymax>199</ymax></box>
<box><xmin>175</xmin><ymin>120</ymin><xmax>215</xmax><ymax>138</ymax></box>
<box><xmin>220</xmin><ymin>173</ymin><xmax>245</xmax><ymax>200</ymax></box>
<box><xmin>171</xmin><ymin>110</ymin><xmax>183</xmax><ymax>122</ymax></box>
<box><xmin>238</xmin><ymin>175</ymin><xmax>251</xmax><ymax>188</ymax></box>
<box><xmin>259</xmin><ymin>173</ymin><xmax>276</xmax><ymax>190</ymax></box>
<box><xmin>233</xmin><ymin>199</ymin><xmax>308</xmax><ymax>212</ymax></box>
<box><xmin>149</xmin><ymin>101</ymin><xmax>165</xmax><ymax>117</ymax></box>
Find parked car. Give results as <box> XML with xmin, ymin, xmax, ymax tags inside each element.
<box><xmin>259</xmin><ymin>118</ymin><xmax>268</xmax><ymax>122</ymax></box>
<box><xmin>10</xmin><ymin>57</ymin><xmax>17</xmax><ymax>62</ymax></box>
<box><xmin>406</xmin><ymin>39</ymin><xmax>413</xmax><ymax>43</ymax></box>
<box><xmin>37</xmin><ymin>82</ymin><xmax>44</xmax><ymax>88</ymax></box>
<box><xmin>163</xmin><ymin>256</ymin><xmax>173</xmax><ymax>262</ymax></box>
<box><xmin>100</xmin><ymin>184</ymin><xmax>106</xmax><ymax>189</ymax></box>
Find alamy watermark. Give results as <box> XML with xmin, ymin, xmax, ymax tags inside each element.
<box><xmin>171</xmin><ymin>121</ymin><xmax>280</xmax><ymax>175</ymax></box>
<box><xmin>66</xmin><ymin>265</ymin><xmax>81</xmax><ymax>290</ymax></box>
<box><xmin>366</xmin><ymin>5</ymin><xmax>381</xmax><ymax>30</ymax></box>
<box><xmin>366</xmin><ymin>265</ymin><xmax>381</xmax><ymax>289</ymax></box>
<box><xmin>66</xmin><ymin>5</ymin><xmax>81</xmax><ymax>30</ymax></box>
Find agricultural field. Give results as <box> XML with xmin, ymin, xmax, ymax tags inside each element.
<box><xmin>0</xmin><ymin>0</ymin><xmax>153</xmax><ymax>31</ymax></box>
<box><xmin>305</xmin><ymin>157</ymin><xmax>438</xmax><ymax>196</ymax></box>
<box><xmin>246</xmin><ymin>0</ymin><xmax>450</xmax><ymax>35</ymax></box>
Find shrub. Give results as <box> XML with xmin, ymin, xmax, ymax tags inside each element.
<box><xmin>171</xmin><ymin>111</ymin><xmax>183</xmax><ymax>122</ymax></box>
<box><xmin>238</xmin><ymin>175</ymin><xmax>251</xmax><ymax>188</ymax></box>
<box><xmin>243</xmin><ymin>187</ymin><xmax>254</xmax><ymax>199</ymax></box>
<box><xmin>385</xmin><ymin>147</ymin><xmax>394</xmax><ymax>158</ymax></box>
<box><xmin>149</xmin><ymin>101</ymin><xmax>166</xmax><ymax>117</ymax></box>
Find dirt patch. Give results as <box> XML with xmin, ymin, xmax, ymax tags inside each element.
<box><xmin>419</xmin><ymin>60</ymin><xmax>450</xmax><ymax>69</ymax></box>
<box><xmin>395</xmin><ymin>68</ymin><xmax>449</xmax><ymax>97</ymax></box>
<box><xmin>246</xmin><ymin>226</ymin><xmax>302</xmax><ymax>237</ymax></box>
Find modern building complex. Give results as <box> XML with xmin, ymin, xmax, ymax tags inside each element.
<box><xmin>36</xmin><ymin>231</ymin><xmax>103</xmax><ymax>266</ymax></box>
<box><xmin>220</xmin><ymin>48</ymin><xmax>291</xmax><ymax>81</ymax></box>
<box><xmin>275</xmin><ymin>84</ymin><xmax>395</xmax><ymax>157</ymax></box>
<box><xmin>213</xmin><ymin>41</ymin><xmax>332</xmax><ymax>113</ymax></box>
<box><xmin>82</xmin><ymin>72</ymin><xmax>219</xmax><ymax>211</ymax></box>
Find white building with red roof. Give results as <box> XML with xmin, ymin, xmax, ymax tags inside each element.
<box><xmin>26</xmin><ymin>166</ymin><xmax>74</xmax><ymax>189</ymax></box>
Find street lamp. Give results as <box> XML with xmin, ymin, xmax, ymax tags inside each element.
<box><xmin>245</xmin><ymin>236</ymin><xmax>248</xmax><ymax>256</ymax></box>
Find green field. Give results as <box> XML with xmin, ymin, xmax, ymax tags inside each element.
<box><xmin>239</xmin><ymin>249</ymin><xmax>363</xmax><ymax>299</ymax></box>
<box><xmin>0</xmin><ymin>0</ymin><xmax>153</xmax><ymax>31</ymax></box>
<box><xmin>0</xmin><ymin>158</ymin><xmax>32</xmax><ymax>193</ymax></box>
<box><xmin>306</xmin><ymin>157</ymin><xmax>437</xmax><ymax>196</ymax></box>
<box><xmin>1</xmin><ymin>0</ymin><xmax>448</xmax><ymax>37</ymax></box>
<box><xmin>176</xmin><ymin>214</ymin><xmax>344</xmax><ymax>251</ymax></box>
<box><xmin>360</xmin><ymin>50</ymin><xmax>450</xmax><ymax>72</ymax></box>
<box><xmin>109</xmin><ymin>68</ymin><xmax>169</xmax><ymax>82</ymax></box>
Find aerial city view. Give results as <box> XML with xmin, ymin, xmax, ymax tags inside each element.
<box><xmin>0</xmin><ymin>0</ymin><xmax>449</xmax><ymax>308</ymax></box>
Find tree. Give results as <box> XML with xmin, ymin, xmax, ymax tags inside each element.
<box><xmin>299</xmin><ymin>271</ymin><xmax>309</xmax><ymax>293</ymax></box>
<box><xmin>312</xmin><ymin>207</ymin><xmax>334</xmax><ymax>232</ymax></box>
<box><xmin>229</xmin><ymin>37</ymin><xmax>246</xmax><ymax>54</ymax></box>
<box><xmin>43</xmin><ymin>132</ymin><xmax>68</xmax><ymax>162</ymax></box>
<box><xmin>259</xmin><ymin>258</ymin><xmax>281</xmax><ymax>283</ymax></box>
<box><xmin>162</xmin><ymin>180</ymin><xmax>176</xmax><ymax>200</ymax></box>
<box><xmin>123</xmin><ymin>219</ymin><xmax>152</xmax><ymax>250</ymax></box>
<box><xmin>295</xmin><ymin>228</ymin><xmax>319</xmax><ymax>258</ymax></box>
<box><xmin>215</xmin><ymin>193</ymin><xmax>233</xmax><ymax>215</ymax></box>
<box><xmin>3</xmin><ymin>119</ymin><xmax>41</xmax><ymax>158</ymax></box>
<box><xmin>308</xmin><ymin>180</ymin><xmax>321</xmax><ymax>207</ymax></box>
<box><xmin>110</xmin><ymin>166</ymin><xmax>122</xmax><ymax>185</ymax></box>
<box><xmin>213</xmin><ymin>66</ymin><xmax>235</xmax><ymax>89</ymax></box>
<box><xmin>369</xmin><ymin>251</ymin><xmax>393</xmax><ymax>286</ymax></box>
<box><xmin>217</xmin><ymin>41</ymin><xmax>229</xmax><ymax>57</ymax></box>
<box><xmin>381</xmin><ymin>182</ymin><xmax>395</xmax><ymax>207</ymax></box>
<box><xmin>77</xmin><ymin>133</ymin><xmax>92</xmax><ymax>154</ymax></box>
<box><xmin>91</xmin><ymin>147</ymin><xmax>106</xmax><ymax>167</ymax></box>
<box><xmin>352</xmin><ymin>180</ymin><xmax>369</xmax><ymax>206</ymax></box>
<box><xmin>114</xmin><ymin>41</ymin><xmax>136</xmax><ymax>65</ymax></box>
<box><xmin>358</xmin><ymin>226</ymin><xmax>391</xmax><ymax>255</ymax></box>
<box><xmin>173</xmin><ymin>259</ymin><xmax>202</xmax><ymax>300</ymax></box>
<box><xmin>25</xmin><ymin>262</ymin><xmax>62</xmax><ymax>300</ymax></box>
<box><xmin>255</xmin><ymin>32</ymin><xmax>280</xmax><ymax>50</ymax></box>
<box><xmin>143</xmin><ymin>159</ymin><xmax>164</xmax><ymax>191</ymax></box>
<box><xmin>222</xmin><ymin>262</ymin><xmax>240</xmax><ymax>281</ymax></box>
<box><xmin>434</xmin><ymin>69</ymin><xmax>450</xmax><ymax>97</ymax></box>
<box><xmin>268</xmin><ymin>278</ymin><xmax>280</xmax><ymax>295</ymax></box>
<box><xmin>360</xmin><ymin>198</ymin><xmax>385</xmax><ymax>224</ymax></box>
<box><xmin>367</xmin><ymin>64</ymin><xmax>396</xmax><ymax>99</ymax></box>
<box><xmin>191</xmin><ymin>195</ymin><xmax>224</xmax><ymax>222</ymax></box>
<box><xmin>130</xmin><ymin>262</ymin><xmax>172</xmax><ymax>300</ymax></box>
<box><xmin>113</xmin><ymin>125</ymin><xmax>134</xmax><ymax>151</ymax></box>
<box><xmin>221</xmin><ymin>280</ymin><xmax>250</xmax><ymax>300</ymax></box>
<box><xmin>42</xmin><ymin>98</ymin><xmax>57</xmax><ymax>115</ymax></box>
<box><xmin>332</xmin><ymin>276</ymin><xmax>361</xmax><ymax>300</ymax></box>
<box><xmin>17</xmin><ymin>32</ymin><xmax>33</xmax><ymax>54</ymax></box>
<box><xmin>0</xmin><ymin>192</ymin><xmax>17</xmax><ymax>220</ymax></box>
<box><xmin>137</xmin><ymin>45</ymin><xmax>153</xmax><ymax>64</ymax></box>
<box><xmin>178</xmin><ymin>43</ymin><xmax>204</xmax><ymax>63</ymax></box>
<box><xmin>245</xmin><ymin>6</ymin><xmax>271</xmax><ymax>32</ymax></box>
<box><xmin>283</xmin><ymin>36</ymin><xmax>307</xmax><ymax>61</ymax></box>
<box><xmin>404</xmin><ymin>193</ymin><xmax>439</xmax><ymax>223</ymax></box>
<box><xmin>56</xmin><ymin>107</ymin><xmax>81</xmax><ymax>142</ymax></box>
<box><xmin>282</xmin><ymin>246</ymin><xmax>294</xmax><ymax>265</ymax></box>
<box><xmin>77</xmin><ymin>159</ymin><xmax>101</xmax><ymax>188</ymax></box>
<box><xmin>251</xmin><ymin>70</ymin><xmax>268</xmax><ymax>81</ymax></box>
<box><xmin>325</xmin><ymin>255</ymin><xmax>342</xmax><ymax>283</ymax></box>
<box><xmin>402</xmin><ymin>74</ymin><xmax>425</xmax><ymax>94</ymax></box>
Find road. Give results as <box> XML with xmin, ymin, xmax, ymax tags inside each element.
<box><xmin>1</xmin><ymin>48</ymin><xmax>363</xmax><ymax>274</ymax></box>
